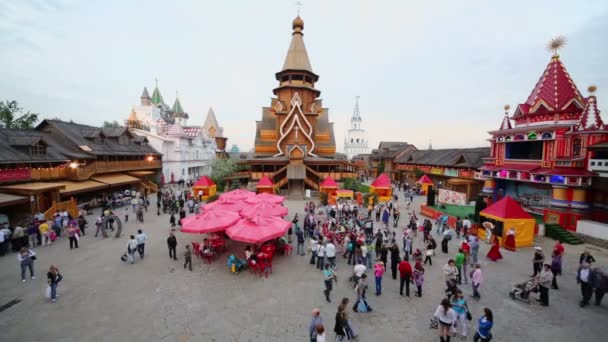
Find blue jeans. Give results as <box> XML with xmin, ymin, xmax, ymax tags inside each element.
<box><xmin>50</xmin><ymin>274</ymin><xmax>63</xmax><ymax>300</ymax></box>
<box><xmin>375</xmin><ymin>276</ymin><xmax>382</xmax><ymax>294</ymax></box>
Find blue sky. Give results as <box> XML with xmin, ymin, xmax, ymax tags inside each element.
<box><xmin>1</xmin><ymin>0</ymin><xmax>607</xmax><ymax>152</ymax></box>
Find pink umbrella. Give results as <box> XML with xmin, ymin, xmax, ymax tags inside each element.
<box><xmin>220</xmin><ymin>189</ymin><xmax>256</xmax><ymax>200</ymax></box>
<box><xmin>226</xmin><ymin>215</ymin><xmax>292</xmax><ymax>243</ymax></box>
<box><xmin>245</xmin><ymin>192</ymin><xmax>285</xmax><ymax>205</ymax></box>
<box><xmin>180</xmin><ymin>210</ymin><xmax>241</xmax><ymax>234</ymax></box>
<box><xmin>240</xmin><ymin>201</ymin><xmax>288</xmax><ymax>218</ymax></box>
<box><xmin>204</xmin><ymin>198</ymin><xmax>249</xmax><ymax>212</ymax></box>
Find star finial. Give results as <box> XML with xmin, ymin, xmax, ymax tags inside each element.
<box><xmin>547</xmin><ymin>36</ymin><xmax>567</xmax><ymax>57</ymax></box>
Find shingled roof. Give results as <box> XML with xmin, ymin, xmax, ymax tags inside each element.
<box><xmin>0</xmin><ymin>128</ymin><xmax>75</xmax><ymax>164</ymax></box>
<box><xmin>37</xmin><ymin>120</ymin><xmax>161</xmax><ymax>157</ymax></box>
<box><xmin>370</xmin><ymin>142</ymin><xmax>415</xmax><ymax>160</ymax></box>
<box><xmin>396</xmin><ymin>147</ymin><xmax>490</xmax><ymax>169</ymax></box>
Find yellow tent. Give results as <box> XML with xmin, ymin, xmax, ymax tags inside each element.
<box><xmin>479</xmin><ymin>196</ymin><xmax>535</xmax><ymax>248</ymax></box>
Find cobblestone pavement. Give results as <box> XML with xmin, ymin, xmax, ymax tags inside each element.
<box><xmin>0</xmin><ymin>193</ymin><xmax>606</xmax><ymax>342</ymax></box>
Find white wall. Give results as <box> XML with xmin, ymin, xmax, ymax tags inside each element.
<box><xmin>577</xmin><ymin>220</ymin><xmax>608</xmax><ymax>240</ymax></box>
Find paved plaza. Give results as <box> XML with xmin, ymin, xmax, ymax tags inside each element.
<box><xmin>0</xmin><ymin>194</ymin><xmax>607</xmax><ymax>342</ymax></box>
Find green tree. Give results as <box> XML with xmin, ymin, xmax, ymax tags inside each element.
<box><xmin>0</xmin><ymin>100</ymin><xmax>39</xmax><ymax>129</ymax></box>
<box><xmin>210</xmin><ymin>159</ymin><xmax>237</xmax><ymax>191</ymax></box>
<box><xmin>378</xmin><ymin>161</ymin><xmax>385</xmax><ymax>175</ymax></box>
<box><xmin>103</xmin><ymin>120</ymin><xmax>121</xmax><ymax>128</ymax></box>
<box><xmin>414</xmin><ymin>168</ymin><xmax>424</xmax><ymax>179</ymax></box>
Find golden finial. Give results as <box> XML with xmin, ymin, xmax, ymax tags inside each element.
<box><xmin>504</xmin><ymin>104</ymin><xmax>510</xmax><ymax>112</ymax></box>
<box><xmin>547</xmin><ymin>36</ymin><xmax>567</xmax><ymax>57</ymax></box>
<box><xmin>587</xmin><ymin>85</ymin><xmax>597</xmax><ymax>94</ymax></box>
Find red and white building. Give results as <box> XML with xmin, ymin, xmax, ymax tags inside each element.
<box><xmin>481</xmin><ymin>49</ymin><xmax>608</xmax><ymax>230</ymax></box>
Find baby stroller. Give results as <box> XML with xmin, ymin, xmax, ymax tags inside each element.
<box><xmin>509</xmin><ymin>278</ymin><xmax>537</xmax><ymax>304</ymax></box>
<box><xmin>227</xmin><ymin>254</ymin><xmax>247</xmax><ymax>273</ymax></box>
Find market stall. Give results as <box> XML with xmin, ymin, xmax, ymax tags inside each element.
<box><xmin>192</xmin><ymin>176</ymin><xmax>216</xmax><ymax>201</ymax></box>
<box><xmin>319</xmin><ymin>176</ymin><xmax>338</xmax><ymax>204</ymax></box>
<box><xmin>416</xmin><ymin>174</ymin><xmax>434</xmax><ymax>195</ymax></box>
<box><xmin>479</xmin><ymin>196</ymin><xmax>535</xmax><ymax>248</ymax></box>
<box><xmin>370</xmin><ymin>173</ymin><xmax>392</xmax><ymax>202</ymax></box>
<box><xmin>255</xmin><ymin>176</ymin><xmax>274</xmax><ymax>194</ymax></box>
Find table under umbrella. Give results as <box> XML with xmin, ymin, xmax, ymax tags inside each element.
<box><xmin>240</xmin><ymin>201</ymin><xmax>288</xmax><ymax>218</ymax></box>
<box><xmin>226</xmin><ymin>215</ymin><xmax>291</xmax><ymax>244</ymax></box>
<box><xmin>180</xmin><ymin>210</ymin><xmax>241</xmax><ymax>234</ymax></box>
<box><xmin>245</xmin><ymin>192</ymin><xmax>285</xmax><ymax>205</ymax></box>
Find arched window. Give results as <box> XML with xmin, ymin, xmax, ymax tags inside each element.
<box><xmin>351</xmin><ymin>138</ymin><xmax>353</xmax><ymax>143</ymax></box>
<box><xmin>572</xmin><ymin>138</ymin><xmax>582</xmax><ymax>157</ymax></box>
<box><xmin>356</xmin><ymin>138</ymin><xmax>360</xmax><ymax>143</ymax></box>
<box><xmin>541</xmin><ymin>132</ymin><xmax>553</xmax><ymax>140</ymax></box>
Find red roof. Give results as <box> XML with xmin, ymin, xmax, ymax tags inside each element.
<box><xmin>481</xmin><ymin>164</ymin><xmax>540</xmax><ymax>172</ymax></box>
<box><xmin>481</xmin><ymin>196</ymin><xmax>533</xmax><ymax>219</ymax></box>
<box><xmin>576</xmin><ymin>96</ymin><xmax>604</xmax><ymax>131</ymax></box>
<box><xmin>371</xmin><ymin>173</ymin><xmax>391</xmax><ymax>188</ymax></box>
<box><xmin>194</xmin><ymin>175</ymin><xmax>215</xmax><ymax>187</ymax></box>
<box><xmin>320</xmin><ymin>176</ymin><xmax>338</xmax><ymax>188</ymax></box>
<box><xmin>520</xmin><ymin>56</ymin><xmax>584</xmax><ymax>116</ymax></box>
<box><xmin>416</xmin><ymin>174</ymin><xmax>433</xmax><ymax>184</ymax></box>
<box><xmin>256</xmin><ymin>176</ymin><xmax>273</xmax><ymax>187</ymax></box>
<box><xmin>532</xmin><ymin>168</ymin><xmax>596</xmax><ymax>177</ymax></box>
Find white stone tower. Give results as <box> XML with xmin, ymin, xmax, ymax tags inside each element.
<box><xmin>344</xmin><ymin>96</ymin><xmax>370</xmax><ymax>159</ymax></box>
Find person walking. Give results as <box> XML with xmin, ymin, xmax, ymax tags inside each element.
<box><xmin>577</xmin><ymin>262</ymin><xmax>595</xmax><ymax>307</ymax></box>
<box><xmin>316</xmin><ymin>242</ymin><xmax>326</xmax><ymax>270</ymax></box>
<box><xmin>310</xmin><ymin>236</ymin><xmax>318</xmax><ymax>265</ymax></box>
<box><xmin>296</xmin><ymin>227</ymin><xmax>305</xmax><ymax>256</ymax></box>
<box><xmin>443</xmin><ymin>259</ymin><xmax>459</xmax><ymax>288</ymax></box>
<box><xmin>434</xmin><ymin>298</ymin><xmax>457</xmax><ymax>342</ymax></box>
<box><xmin>592</xmin><ymin>267</ymin><xmax>607</xmax><ymax>306</ymax></box>
<box><xmin>473</xmin><ymin>308</ymin><xmax>493</xmax><ymax>342</ymax></box>
<box><xmin>340</xmin><ymin>298</ymin><xmax>357</xmax><ymax>339</ymax></box>
<box><xmin>424</xmin><ymin>239</ymin><xmax>435</xmax><ymax>266</ymax></box>
<box><xmin>27</xmin><ymin>223</ymin><xmax>38</xmax><ymax>249</ymax></box>
<box><xmin>135</xmin><ymin>229</ymin><xmax>148</xmax><ymax>259</ymax></box>
<box><xmin>126</xmin><ymin>235</ymin><xmax>138</xmax><ymax>264</ymax></box>
<box><xmin>38</xmin><ymin>220</ymin><xmax>51</xmax><ymax>246</ymax></box>
<box><xmin>390</xmin><ymin>242</ymin><xmax>400</xmax><ymax>280</ymax></box>
<box><xmin>441</xmin><ymin>228</ymin><xmax>452</xmax><ymax>254</ymax></box>
<box><xmin>451</xmin><ymin>289</ymin><xmax>469</xmax><ymax>340</ymax></box>
<box><xmin>471</xmin><ymin>263</ymin><xmax>483</xmax><ymax>300</ymax></box>
<box><xmin>17</xmin><ymin>247</ymin><xmax>36</xmax><ymax>282</ymax></box>
<box><xmin>67</xmin><ymin>225</ymin><xmax>79</xmax><ymax>250</ymax></box>
<box><xmin>469</xmin><ymin>236</ymin><xmax>479</xmax><ymax>265</ymax></box>
<box><xmin>353</xmin><ymin>274</ymin><xmax>371</xmax><ymax>312</ymax></box>
<box><xmin>398</xmin><ymin>258</ymin><xmax>413</xmax><ymax>297</ymax></box>
<box><xmin>579</xmin><ymin>250</ymin><xmax>596</xmax><ymax>265</ymax></box>
<box><xmin>167</xmin><ymin>231</ymin><xmax>177</xmax><ymax>260</ymax></box>
<box><xmin>325</xmin><ymin>241</ymin><xmax>336</xmax><ymax>269</ymax></box>
<box><xmin>184</xmin><ymin>245</ymin><xmax>192</xmax><ymax>271</ymax></box>
<box><xmin>455</xmin><ymin>249</ymin><xmax>465</xmax><ymax>285</ymax></box>
<box><xmin>308</xmin><ymin>308</ymin><xmax>323</xmax><ymax>342</ymax></box>
<box><xmin>374</xmin><ymin>260</ymin><xmax>385</xmax><ymax>295</ymax></box>
<box><xmin>413</xmin><ymin>260</ymin><xmax>425</xmax><ymax>297</ymax></box>
<box><xmin>551</xmin><ymin>249</ymin><xmax>562</xmax><ymax>290</ymax></box>
<box><xmin>333</xmin><ymin>305</ymin><xmax>347</xmax><ymax>341</ymax></box>
<box><xmin>322</xmin><ymin>263</ymin><xmax>336</xmax><ymax>303</ymax></box>
<box><xmin>531</xmin><ymin>247</ymin><xmax>544</xmax><ymax>277</ymax></box>
<box><xmin>537</xmin><ymin>264</ymin><xmax>552</xmax><ymax>306</ymax></box>
<box><xmin>77</xmin><ymin>215</ymin><xmax>87</xmax><ymax>236</ymax></box>
<box><xmin>47</xmin><ymin>265</ymin><xmax>63</xmax><ymax>303</ymax></box>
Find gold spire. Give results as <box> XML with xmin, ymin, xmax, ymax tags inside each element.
<box><xmin>547</xmin><ymin>35</ymin><xmax>567</xmax><ymax>57</ymax></box>
<box><xmin>588</xmin><ymin>85</ymin><xmax>597</xmax><ymax>94</ymax></box>
<box><xmin>282</xmin><ymin>16</ymin><xmax>313</xmax><ymax>73</ymax></box>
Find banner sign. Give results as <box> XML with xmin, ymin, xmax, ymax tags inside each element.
<box><xmin>0</xmin><ymin>169</ymin><xmax>31</xmax><ymax>182</ymax></box>
<box><xmin>444</xmin><ymin>169</ymin><xmax>459</xmax><ymax>177</ymax></box>
<box><xmin>431</xmin><ymin>168</ymin><xmax>443</xmax><ymax>175</ymax></box>
<box><xmin>438</xmin><ymin>188</ymin><xmax>467</xmax><ymax>205</ymax></box>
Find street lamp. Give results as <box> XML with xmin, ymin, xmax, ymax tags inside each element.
<box><xmin>69</xmin><ymin>162</ymin><xmax>79</xmax><ymax>169</ymax></box>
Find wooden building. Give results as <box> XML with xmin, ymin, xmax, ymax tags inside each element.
<box><xmin>231</xmin><ymin>16</ymin><xmax>358</xmax><ymax>197</ymax></box>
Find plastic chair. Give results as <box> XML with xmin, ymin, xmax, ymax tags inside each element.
<box><xmin>283</xmin><ymin>244</ymin><xmax>293</xmax><ymax>256</ymax></box>
<box><xmin>257</xmin><ymin>259</ymin><xmax>272</xmax><ymax>278</ymax></box>
<box><xmin>192</xmin><ymin>242</ymin><xmax>202</xmax><ymax>257</ymax></box>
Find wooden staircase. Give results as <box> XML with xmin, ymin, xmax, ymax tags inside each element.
<box><xmin>304</xmin><ymin>166</ymin><xmax>321</xmax><ymax>190</ymax></box>
<box><xmin>270</xmin><ymin>165</ymin><xmax>288</xmax><ymax>190</ymax></box>
<box><xmin>545</xmin><ymin>224</ymin><xmax>584</xmax><ymax>245</ymax></box>
<box><xmin>44</xmin><ymin>198</ymin><xmax>78</xmax><ymax>220</ymax></box>
<box><xmin>140</xmin><ymin>179</ymin><xmax>159</xmax><ymax>194</ymax></box>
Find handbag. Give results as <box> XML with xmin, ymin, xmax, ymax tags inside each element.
<box><xmin>31</xmin><ymin>255</ymin><xmax>37</xmax><ymax>260</ymax></box>
<box><xmin>429</xmin><ymin>317</ymin><xmax>438</xmax><ymax>329</ymax></box>
<box><xmin>465</xmin><ymin>303</ymin><xmax>472</xmax><ymax>320</ymax></box>
<box><xmin>120</xmin><ymin>253</ymin><xmax>128</xmax><ymax>262</ymax></box>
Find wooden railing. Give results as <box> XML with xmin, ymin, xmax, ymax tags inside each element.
<box><xmin>30</xmin><ymin>167</ymin><xmax>69</xmax><ymax>181</ymax></box>
<box><xmin>68</xmin><ymin>160</ymin><xmax>162</xmax><ymax>180</ymax></box>
<box><xmin>305</xmin><ymin>166</ymin><xmax>321</xmax><ymax>190</ymax></box>
<box><xmin>44</xmin><ymin>198</ymin><xmax>78</xmax><ymax>220</ymax></box>
<box><xmin>140</xmin><ymin>179</ymin><xmax>159</xmax><ymax>193</ymax></box>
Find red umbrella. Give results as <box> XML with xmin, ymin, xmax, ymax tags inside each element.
<box><xmin>245</xmin><ymin>192</ymin><xmax>285</xmax><ymax>205</ymax></box>
<box><xmin>180</xmin><ymin>210</ymin><xmax>240</xmax><ymax>234</ymax></box>
<box><xmin>204</xmin><ymin>198</ymin><xmax>249</xmax><ymax>212</ymax></box>
<box><xmin>160</xmin><ymin>174</ymin><xmax>165</xmax><ymax>187</ymax></box>
<box><xmin>170</xmin><ymin>172</ymin><xmax>175</xmax><ymax>184</ymax></box>
<box><xmin>220</xmin><ymin>189</ymin><xmax>256</xmax><ymax>200</ymax></box>
<box><xmin>241</xmin><ymin>201</ymin><xmax>288</xmax><ymax>218</ymax></box>
<box><xmin>226</xmin><ymin>215</ymin><xmax>291</xmax><ymax>243</ymax></box>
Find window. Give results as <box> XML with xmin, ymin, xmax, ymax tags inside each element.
<box><xmin>541</xmin><ymin>132</ymin><xmax>553</xmax><ymax>139</ymax></box>
<box><xmin>356</xmin><ymin>138</ymin><xmax>360</xmax><ymax>143</ymax></box>
<box><xmin>505</xmin><ymin>141</ymin><xmax>543</xmax><ymax>160</ymax></box>
<box><xmin>30</xmin><ymin>143</ymin><xmax>46</xmax><ymax>155</ymax></box>
<box><xmin>572</xmin><ymin>138</ymin><xmax>582</xmax><ymax>157</ymax></box>
<box><xmin>590</xmin><ymin>161</ymin><xmax>596</xmax><ymax>166</ymax></box>
<box><xmin>351</xmin><ymin>139</ymin><xmax>353</xmax><ymax>143</ymax></box>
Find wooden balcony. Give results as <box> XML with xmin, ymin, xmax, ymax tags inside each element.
<box><xmin>68</xmin><ymin>160</ymin><xmax>162</xmax><ymax>180</ymax></box>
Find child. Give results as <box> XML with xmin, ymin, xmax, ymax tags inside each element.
<box><xmin>170</xmin><ymin>213</ymin><xmax>176</xmax><ymax>227</ymax></box>
<box><xmin>184</xmin><ymin>245</ymin><xmax>192</xmax><ymax>271</ymax></box>
<box><xmin>124</xmin><ymin>207</ymin><xmax>129</xmax><ymax>223</ymax></box>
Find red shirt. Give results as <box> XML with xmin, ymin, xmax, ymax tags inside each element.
<box><xmin>398</xmin><ymin>260</ymin><xmax>412</xmax><ymax>278</ymax></box>
<box><xmin>554</xmin><ymin>243</ymin><xmax>564</xmax><ymax>256</ymax></box>
<box><xmin>461</xmin><ymin>242</ymin><xmax>470</xmax><ymax>254</ymax></box>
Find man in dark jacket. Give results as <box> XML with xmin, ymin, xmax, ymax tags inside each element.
<box><xmin>398</xmin><ymin>259</ymin><xmax>413</xmax><ymax>297</ymax></box>
<box><xmin>167</xmin><ymin>231</ymin><xmax>178</xmax><ymax>260</ymax></box>
<box><xmin>592</xmin><ymin>268</ymin><xmax>607</xmax><ymax>306</ymax></box>
<box><xmin>389</xmin><ymin>242</ymin><xmax>400</xmax><ymax>280</ymax></box>
<box><xmin>577</xmin><ymin>263</ymin><xmax>595</xmax><ymax>307</ymax></box>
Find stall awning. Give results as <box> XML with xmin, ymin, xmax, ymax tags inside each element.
<box><xmin>0</xmin><ymin>182</ymin><xmax>65</xmax><ymax>195</ymax></box>
<box><xmin>91</xmin><ymin>174</ymin><xmax>141</xmax><ymax>186</ymax></box>
<box><xmin>60</xmin><ymin>180</ymin><xmax>108</xmax><ymax>196</ymax></box>
<box><xmin>0</xmin><ymin>193</ymin><xmax>29</xmax><ymax>207</ymax></box>
<box><xmin>128</xmin><ymin>170</ymin><xmax>155</xmax><ymax>177</ymax></box>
